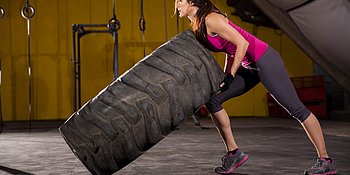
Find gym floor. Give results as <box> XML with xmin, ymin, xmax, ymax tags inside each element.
<box><xmin>0</xmin><ymin>117</ymin><xmax>349</xmax><ymax>175</ymax></box>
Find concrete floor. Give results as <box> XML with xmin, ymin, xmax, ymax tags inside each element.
<box><xmin>0</xmin><ymin>117</ymin><xmax>349</xmax><ymax>175</ymax></box>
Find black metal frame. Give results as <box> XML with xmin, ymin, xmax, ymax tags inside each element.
<box><xmin>21</xmin><ymin>0</ymin><xmax>35</xmax><ymax>132</ymax></box>
<box><xmin>0</xmin><ymin>6</ymin><xmax>4</xmax><ymax>133</ymax></box>
<box><xmin>0</xmin><ymin>59</ymin><xmax>3</xmax><ymax>133</ymax></box>
<box><xmin>72</xmin><ymin>22</ymin><xmax>120</xmax><ymax>112</ymax></box>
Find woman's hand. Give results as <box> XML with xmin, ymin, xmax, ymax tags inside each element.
<box><xmin>219</xmin><ymin>74</ymin><xmax>235</xmax><ymax>92</ymax></box>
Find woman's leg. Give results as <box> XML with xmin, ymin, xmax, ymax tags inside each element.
<box><xmin>206</xmin><ymin>67</ymin><xmax>260</xmax><ymax>151</ymax></box>
<box><xmin>211</xmin><ymin>109</ymin><xmax>238</xmax><ymax>151</ymax></box>
<box><xmin>302</xmin><ymin>114</ymin><xmax>328</xmax><ymax>158</ymax></box>
<box><xmin>302</xmin><ymin>114</ymin><xmax>336</xmax><ymax>175</ymax></box>
<box><xmin>256</xmin><ymin>47</ymin><xmax>329</xmax><ymax>158</ymax></box>
<box><xmin>207</xmin><ymin>68</ymin><xmax>260</xmax><ymax>173</ymax></box>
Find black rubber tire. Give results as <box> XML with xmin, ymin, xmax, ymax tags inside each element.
<box><xmin>59</xmin><ymin>30</ymin><xmax>225</xmax><ymax>175</ymax></box>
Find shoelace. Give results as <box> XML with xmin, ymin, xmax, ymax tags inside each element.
<box><xmin>311</xmin><ymin>159</ymin><xmax>324</xmax><ymax>168</ymax></box>
<box><xmin>221</xmin><ymin>154</ymin><xmax>228</xmax><ymax>165</ymax></box>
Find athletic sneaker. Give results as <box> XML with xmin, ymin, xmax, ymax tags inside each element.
<box><xmin>304</xmin><ymin>158</ymin><xmax>337</xmax><ymax>175</ymax></box>
<box><xmin>214</xmin><ymin>149</ymin><xmax>249</xmax><ymax>174</ymax></box>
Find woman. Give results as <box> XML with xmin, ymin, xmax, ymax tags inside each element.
<box><xmin>174</xmin><ymin>0</ymin><xmax>337</xmax><ymax>174</ymax></box>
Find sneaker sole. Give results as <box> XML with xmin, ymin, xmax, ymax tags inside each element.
<box><xmin>215</xmin><ymin>154</ymin><xmax>249</xmax><ymax>174</ymax></box>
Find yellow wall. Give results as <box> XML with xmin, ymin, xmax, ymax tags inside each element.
<box><xmin>0</xmin><ymin>0</ymin><xmax>313</xmax><ymax>121</ymax></box>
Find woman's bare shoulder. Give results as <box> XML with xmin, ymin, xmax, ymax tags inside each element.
<box><xmin>205</xmin><ymin>12</ymin><xmax>227</xmax><ymax>26</ymax></box>
<box><xmin>205</xmin><ymin>12</ymin><xmax>228</xmax><ymax>33</ymax></box>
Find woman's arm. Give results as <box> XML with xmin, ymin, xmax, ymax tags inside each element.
<box><xmin>223</xmin><ymin>54</ymin><xmax>233</xmax><ymax>74</ymax></box>
<box><xmin>205</xmin><ymin>13</ymin><xmax>249</xmax><ymax>76</ymax></box>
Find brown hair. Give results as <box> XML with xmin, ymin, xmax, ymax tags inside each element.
<box><xmin>175</xmin><ymin>0</ymin><xmax>224</xmax><ymax>46</ymax></box>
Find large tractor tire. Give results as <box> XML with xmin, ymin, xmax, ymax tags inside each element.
<box><xmin>59</xmin><ymin>30</ymin><xmax>225</xmax><ymax>175</ymax></box>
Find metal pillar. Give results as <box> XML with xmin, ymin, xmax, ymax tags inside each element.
<box><xmin>21</xmin><ymin>0</ymin><xmax>35</xmax><ymax>131</ymax></box>
<box><xmin>0</xmin><ymin>6</ymin><xmax>5</xmax><ymax>133</ymax></box>
<box><xmin>139</xmin><ymin>0</ymin><xmax>146</xmax><ymax>57</ymax></box>
<box><xmin>0</xmin><ymin>59</ymin><xmax>3</xmax><ymax>133</ymax></box>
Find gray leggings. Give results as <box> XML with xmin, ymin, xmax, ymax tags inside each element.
<box><xmin>206</xmin><ymin>46</ymin><xmax>311</xmax><ymax>122</ymax></box>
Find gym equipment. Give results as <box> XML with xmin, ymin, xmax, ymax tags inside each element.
<box><xmin>163</xmin><ymin>0</ymin><xmax>168</xmax><ymax>41</ymax></box>
<box><xmin>0</xmin><ymin>59</ymin><xmax>2</xmax><ymax>133</ymax></box>
<box><xmin>21</xmin><ymin>0</ymin><xmax>35</xmax><ymax>131</ymax></box>
<box><xmin>0</xmin><ymin>6</ymin><xmax>4</xmax><ymax>19</ymax></box>
<box><xmin>139</xmin><ymin>0</ymin><xmax>146</xmax><ymax>57</ymax></box>
<box><xmin>176</xmin><ymin>11</ymin><xmax>180</xmax><ymax>34</ymax></box>
<box><xmin>72</xmin><ymin>0</ymin><xmax>121</xmax><ymax>112</ymax></box>
<box><xmin>0</xmin><ymin>6</ymin><xmax>4</xmax><ymax>133</ymax></box>
<box><xmin>59</xmin><ymin>30</ymin><xmax>224</xmax><ymax>175</ymax></box>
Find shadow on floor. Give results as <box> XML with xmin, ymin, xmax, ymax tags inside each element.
<box><xmin>0</xmin><ymin>165</ymin><xmax>35</xmax><ymax>175</ymax></box>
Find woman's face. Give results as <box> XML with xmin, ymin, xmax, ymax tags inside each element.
<box><xmin>176</xmin><ymin>0</ymin><xmax>193</xmax><ymax>18</ymax></box>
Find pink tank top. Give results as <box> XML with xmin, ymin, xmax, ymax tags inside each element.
<box><xmin>206</xmin><ymin>20</ymin><xmax>268</xmax><ymax>68</ymax></box>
